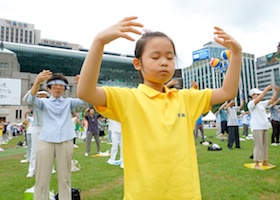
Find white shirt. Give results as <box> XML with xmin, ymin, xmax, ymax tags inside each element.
<box><xmin>26</xmin><ymin>116</ymin><xmax>34</xmax><ymax>134</ymax></box>
<box><xmin>248</xmin><ymin>100</ymin><xmax>269</xmax><ymax>131</ymax></box>
<box><xmin>226</xmin><ymin>106</ymin><xmax>239</xmax><ymax>126</ymax></box>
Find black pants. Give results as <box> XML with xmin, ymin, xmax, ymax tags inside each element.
<box><xmin>271</xmin><ymin>120</ymin><xmax>280</xmax><ymax>143</ymax></box>
<box><xmin>228</xmin><ymin>126</ymin><xmax>240</xmax><ymax>149</ymax></box>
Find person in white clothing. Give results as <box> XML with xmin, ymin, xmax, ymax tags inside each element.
<box><xmin>107</xmin><ymin>119</ymin><xmax>123</xmax><ymax>167</ymax></box>
<box><xmin>22</xmin><ymin>108</ymin><xmax>34</xmax><ymax>163</ymax></box>
<box><xmin>240</xmin><ymin>110</ymin><xmax>250</xmax><ymax>137</ymax></box>
<box><xmin>248</xmin><ymin>85</ymin><xmax>279</xmax><ymax>170</ymax></box>
<box><xmin>224</xmin><ymin>98</ymin><xmax>244</xmax><ymax>149</ymax></box>
<box><xmin>23</xmin><ymin>89</ymin><xmax>53</xmax><ymax>178</ymax></box>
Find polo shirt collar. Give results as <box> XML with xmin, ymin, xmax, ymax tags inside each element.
<box><xmin>49</xmin><ymin>95</ymin><xmax>64</xmax><ymax>102</ymax></box>
<box><xmin>138</xmin><ymin>83</ymin><xmax>177</xmax><ymax>98</ymax></box>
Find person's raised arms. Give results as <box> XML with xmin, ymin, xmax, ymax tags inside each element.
<box><xmin>77</xmin><ymin>16</ymin><xmax>143</xmax><ymax>106</ymax></box>
<box><xmin>211</xmin><ymin>27</ymin><xmax>242</xmax><ymax>105</ymax></box>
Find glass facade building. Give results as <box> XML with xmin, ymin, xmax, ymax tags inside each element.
<box><xmin>182</xmin><ymin>41</ymin><xmax>256</xmax><ymax>104</ymax></box>
<box><xmin>256</xmin><ymin>51</ymin><xmax>280</xmax><ymax>100</ymax></box>
<box><xmin>3</xmin><ymin>42</ymin><xmax>141</xmax><ymax>88</ymax></box>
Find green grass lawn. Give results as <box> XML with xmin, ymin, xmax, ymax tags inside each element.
<box><xmin>0</xmin><ymin>128</ymin><xmax>279</xmax><ymax>200</ymax></box>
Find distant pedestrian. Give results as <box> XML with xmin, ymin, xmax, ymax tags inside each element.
<box><xmin>269</xmin><ymin>97</ymin><xmax>280</xmax><ymax>146</ymax></box>
<box><xmin>83</xmin><ymin>107</ymin><xmax>101</xmax><ymax>156</ymax></box>
<box><xmin>195</xmin><ymin>115</ymin><xmax>204</xmax><ymax>141</ymax></box>
<box><xmin>240</xmin><ymin>110</ymin><xmax>250</xmax><ymax>137</ymax></box>
<box><xmin>224</xmin><ymin>99</ymin><xmax>244</xmax><ymax>149</ymax></box>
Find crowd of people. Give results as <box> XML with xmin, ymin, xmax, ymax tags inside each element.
<box><xmin>0</xmin><ymin>16</ymin><xmax>279</xmax><ymax>199</ymax></box>
<box><xmin>0</xmin><ymin>121</ymin><xmax>26</xmax><ymax>146</ymax></box>
<box><xmin>212</xmin><ymin>85</ymin><xmax>280</xmax><ymax>170</ymax></box>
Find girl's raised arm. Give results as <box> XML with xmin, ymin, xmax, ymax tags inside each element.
<box><xmin>77</xmin><ymin>16</ymin><xmax>143</xmax><ymax>106</ymax></box>
<box><xmin>211</xmin><ymin>27</ymin><xmax>242</xmax><ymax>105</ymax></box>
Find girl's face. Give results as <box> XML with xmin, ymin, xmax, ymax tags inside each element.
<box><xmin>134</xmin><ymin>37</ymin><xmax>175</xmax><ymax>91</ymax></box>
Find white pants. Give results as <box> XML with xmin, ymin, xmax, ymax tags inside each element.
<box><xmin>108</xmin><ymin>131</ymin><xmax>122</xmax><ymax>162</ymax></box>
<box><xmin>28</xmin><ymin>126</ymin><xmax>41</xmax><ymax>174</ymax></box>
<box><xmin>26</xmin><ymin>133</ymin><xmax>32</xmax><ymax>161</ymax></box>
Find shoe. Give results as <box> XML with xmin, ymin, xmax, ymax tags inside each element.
<box><xmin>115</xmin><ymin>160</ymin><xmax>122</xmax><ymax>165</ymax></box>
<box><xmin>271</xmin><ymin>143</ymin><xmax>278</xmax><ymax>146</ymax></box>
<box><xmin>85</xmin><ymin>152</ymin><xmax>89</xmax><ymax>156</ymax></box>
<box><xmin>52</xmin><ymin>169</ymin><xmax>56</xmax><ymax>174</ymax></box>
<box><xmin>26</xmin><ymin>172</ymin><xmax>34</xmax><ymax>178</ymax></box>
<box><xmin>20</xmin><ymin>159</ymin><xmax>29</xmax><ymax>163</ymax></box>
<box><xmin>235</xmin><ymin>146</ymin><xmax>241</xmax><ymax>148</ymax></box>
<box><xmin>107</xmin><ymin>160</ymin><xmax>118</xmax><ymax>165</ymax></box>
<box><xmin>120</xmin><ymin>163</ymin><xmax>124</xmax><ymax>169</ymax></box>
<box><xmin>73</xmin><ymin>144</ymin><xmax>79</xmax><ymax>148</ymax></box>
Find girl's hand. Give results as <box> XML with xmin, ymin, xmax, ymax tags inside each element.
<box><xmin>213</xmin><ymin>27</ymin><xmax>242</xmax><ymax>54</ymax></box>
<box><xmin>274</xmin><ymin>85</ymin><xmax>279</xmax><ymax>92</ymax></box>
<box><xmin>95</xmin><ymin>16</ymin><xmax>144</xmax><ymax>45</ymax></box>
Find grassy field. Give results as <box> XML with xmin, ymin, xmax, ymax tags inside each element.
<box><xmin>0</xmin><ymin>128</ymin><xmax>279</xmax><ymax>200</ymax></box>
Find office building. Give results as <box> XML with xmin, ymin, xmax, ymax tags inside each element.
<box><xmin>182</xmin><ymin>41</ymin><xmax>256</xmax><ymax>104</ymax></box>
<box><xmin>256</xmin><ymin>43</ymin><xmax>280</xmax><ymax>100</ymax></box>
<box><xmin>0</xmin><ymin>18</ymin><xmax>41</xmax><ymax>44</ymax></box>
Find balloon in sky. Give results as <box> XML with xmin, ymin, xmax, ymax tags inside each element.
<box><xmin>220</xmin><ymin>50</ymin><xmax>231</xmax><ymax>60</ymax></box>
<box><xmin>209</xmin><ymin>58</ymin><xmax>220</xmax><ymax>68</ymax></box>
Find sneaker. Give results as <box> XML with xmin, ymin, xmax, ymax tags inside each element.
<box><xmin>85</xmin><ymin>152</ymin><xmax>89</xmax><ymax>156</ymax></box>
<box><xmin>20</xmin><ymin>159</ymin><xmax>29</xmax><ymax>163</ymax></box>
<box><xmin>107</xmin><ymin>160</ymin><xmax>117</xmax><ymax>165</ymax></box>
<box><xmin>73</xmin><ymin>144</ymin><xmax>79</xmax><ymax>148</ymax></box>
<box><xmin>52</xmin><ymin>169</ymin><xmax>56</xmax><ymax>174</ymax></box>
<box><xmin>271</xmin><ymin>143</ymin><xmax>278</xmax><ymax>146</ymax></box>
<box><xmin>115</xmin><ymin>160</ymin><xmax>122</xmax><ymax>165</ymax></box>
<box><xmin>26</xmin><ymin>172</ymin><xmax>34</xmax><ymax>178</ymax></box>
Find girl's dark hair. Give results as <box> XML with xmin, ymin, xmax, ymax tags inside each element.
<box><xmin>47</xmin><ymin>74</ymin><xmax>68</xmax><ymax>90</ymax></box>
<box><xmin>134</xmin><ymin>32</ymin><xmax>177</xmax><ymax>82</ymax></box>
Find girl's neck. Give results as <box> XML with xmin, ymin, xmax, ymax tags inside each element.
<box><xmin>143</xmin><ymin>81</ymin><xmax>165</xmax><ymax>92</ymax></box>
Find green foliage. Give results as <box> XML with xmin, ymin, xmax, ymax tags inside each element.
<box><xmin>0</xmin><ymin>129</ymin><xmax>280</xmax><ymax>200</ymax></box>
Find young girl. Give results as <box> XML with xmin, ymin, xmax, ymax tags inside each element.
<box><xmin>77</xmin><ymin>16</ymin><xmax>242</xmax><ymax>200</ymax></box>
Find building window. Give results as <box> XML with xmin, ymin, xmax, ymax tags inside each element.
<box><xmin>15</xmin><ymin>109</ymin><xmax>22</xmax><ymax>119</ymax></box>
<box><xmin>29</xmin><ymin>31</ymin><xmax>32</xmax><ymax>43</ymax></box>
<box><xmin>0</xmin><ymin>62</ymin><xmax>9</xmax><ymax>69</ymax></box>
<box><xmin>69</xmin><ymin>86</ymin><xmax>73</xmax><ymax>93</ymax></box>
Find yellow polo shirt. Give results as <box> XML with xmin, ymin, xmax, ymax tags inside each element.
<box><xmin>95</xmin><ymin>84</ymin><xmax>212</xmax><ymax>200</ymax></box>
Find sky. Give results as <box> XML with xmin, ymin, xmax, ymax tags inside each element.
<box><xmin>1</xmin><ymin>0</ymin><xmax>280</xmax><ymax>68</ymax></box>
